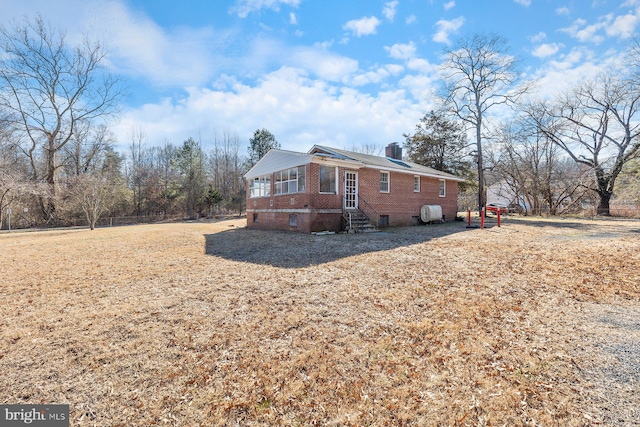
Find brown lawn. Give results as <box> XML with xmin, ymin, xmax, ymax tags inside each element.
<box><xmin>1</xmin><ymin>217</ymin><xmax>639</xmax><ymax>426</ymax></box>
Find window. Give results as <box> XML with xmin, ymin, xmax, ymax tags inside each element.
<box><xmin>414</xmin><ymin>176</ymin><xmax>420</xmax><ymax>192</ymax></box>
<box><xmin>380</xmin><ymin>171</ymin><xmax>390</xmax><ymax>193</ymax></box>
<box><xmin>289</xmin><ymin>214</ymin><xmax>297</xmax><ymax>227</ymax></box>
<box><xmin>253</xmin><ymin>213</ymin><xmax>259</xmax><ymax>223</ymax></box>
<box><xmin>249</xmin><ymin>174</ymin><xmax>270</xmax><ymax>198</ymax></box>
<box><xmin>319</xmin><ymin>165</ymin><xmax>337</xmax><ymax>193</ymax></box>
<box><xmin>439</xmin><ymin>179</ymin><xmax>446</xmax><ymax>197</ymax></box>
<box><xmin>379</xmin><ymin>215</ymin><xmax>389</xmax><ymax>227</ymax></box>
<box><xmin>274</xmin><ymin>166</ymin><xmax>306</xmax><ymax>195</ymax></box>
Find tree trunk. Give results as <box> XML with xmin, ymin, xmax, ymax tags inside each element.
<box><xmin>44</xmin><ymin>138</ymin><xmax>57</xmax><ymax>221</ymax></box>
<box><xmin>596</xmin><ymin>192</ymin><xmax>612</xmax><ymax>216</ymax></box>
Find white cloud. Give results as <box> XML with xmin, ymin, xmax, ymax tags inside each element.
<box><xmin>382</xmin><ymin>1</ymin><xmax>399</xmax><ymax>22</ymax></box>
<box><xmin>444</xmin><ymin>1</ymin><xmax>456</xmax><ymax>11</ymax></box>
<box><xmin>79</xmin><ymin>1</ymin><xmax>232</xmax><ymax>88</ymax></box>
<box><xmin>530</xmin><ymin>32</ymin><xmax>547</xmax><ymax>43</ymax></box>
<box><xmin>529</xmin><ymin>48</ymin><xmax>622</xmax><ymax>100</ymax></box>
<box><xmin>562</xmin><ymin>9</ymin><xmax>640</xmax><ymax>43</ymax></box>
<box><xmin>289</xmin><ymin>12</ymin><xmax>298</xmax><ymax>25</ymax></box>
<box><xmin>532</xmin><ymin>43</ymin><xmax>563</xmax><ymax>58</ymax></box>
<box><xmin>231</xmin><ymin>0</ymin><xmax>301</xmax><ymax>18</ymax></box>
<box><xmin>115</xmin><ymin>67</ymin><xmax>424</xmax><ymax>152</ymax></box>
<box><xmin>605</xmin><ymin>12</ymin><xmax>639</xmax><ymax>38</ymax></box>
<box><xmin>556</xmin><ymin>7</ymin><xmax>571</xmax><ymax>16</ymax></box>
<box><xmin>343</xmin><ymin>16</ymin><xmax>382</xmax><ymax>37</ymax></box>
<box><xmin>432</xmin><ymin>17</ymin><xmax>465</xmax><ymax>44</ymax></box>
<box><xmin>406</xmin><ymin>58</ymin><xmax>435</xmax><ymax>74</ymax></box>
<box><xmin>513</xmin><ymin>0</ymin><xmax>531</xmax><ymax>7</ymax></box>
<box><xmin>352</xmin><ymin>69</ymin><xmax>390</xmax><ymax>86</ymax></box>
<box><xmin>398</xmin><ymin>74</ymin><xmax>437</xmax><ymax>103</ymax></box>
<box><xmin>405</xmin><ymin>15</ymin><xmax>417</xmax><ymax>24</ymax></box>
<box><xmin>290</xmin><ymin>47</ymin><xmax>359</xmax><ymax>82</ymax></box>
<box><xmin>561</xmin><ymin>18</ymin><xmax>605</xmax><ymax>43</ymax></box>
<box><xmin>385</xmin><ymin>42</ymin><xmax>417</xmax><ymax>60</ymax></box>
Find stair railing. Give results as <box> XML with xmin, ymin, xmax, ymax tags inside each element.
<box><xmin>357</xmin><ymin>195</ymin><xmax>379</xmax><ymax>228</ymax></box>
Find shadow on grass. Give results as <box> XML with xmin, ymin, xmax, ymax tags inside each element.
<box><xmin>204</xmin><ymin>222</ymin><xmax>469</xmax><ymax>268</ymax></box>
<box><xmin>501</xmin><ymin>216</ymin><xmax>640</xmax><ymax>238</ymax></box>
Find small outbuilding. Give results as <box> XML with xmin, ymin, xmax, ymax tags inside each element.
<box><xmin>244</xmin><ymin>143</ymin><xmax>464</xmax><ymax>233</ymax></box>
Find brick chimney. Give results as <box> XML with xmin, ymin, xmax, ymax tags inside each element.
<box><xmin>385</xmin><ymin>142</ymin><xmax>402</xmax><ymax>160</ymax></box>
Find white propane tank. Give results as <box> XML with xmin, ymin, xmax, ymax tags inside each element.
<box><xmin>420</xmin><ymin>205</ymin><xmax>443</xmax><ymax>223</ymax></box>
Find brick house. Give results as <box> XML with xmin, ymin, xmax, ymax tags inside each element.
<box><xmin>244</xmin><ymin>143</ymin><xmax>464</xmax><ymax>233</ymax></box>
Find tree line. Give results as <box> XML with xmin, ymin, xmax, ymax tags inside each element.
<box><xmin>404</xmin><ymin>33</ymin><xmax>640</xmax><ymax>216</ymax></box>
<box><xmin>0</xmin><ymin>16</ymin><xmax>285</xmax><ymax>230</ymax></box>
<box><xmin>2</xmin><ymin>17</ymin><xmax>639</xmax><ymax>230</ymax></box>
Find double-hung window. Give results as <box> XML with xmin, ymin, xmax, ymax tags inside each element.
<box><xmin>380</xmin><ymin>171</ymin><xmax>390</xmax><ymax>193</ymax></box>
<box><xmin>414</xmin><ymin>175</ymin><xmax>420</xmax><ymax>192</ymax></box>
<box><xmin>439</xmin><ymin>179</ymin><xmax>446</xmax><ymax>197</ymax></box>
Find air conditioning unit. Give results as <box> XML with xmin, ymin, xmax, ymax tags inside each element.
<box><xmin>420</xmin><ymin>205</ymin><xmax>443</xmax><ymax>223</ymax></box>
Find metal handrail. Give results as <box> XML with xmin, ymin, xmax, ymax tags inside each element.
<box><xmin>357</xmin><ymin>195</ymin><xmax>379</xmax><ymax>228</ymax></box>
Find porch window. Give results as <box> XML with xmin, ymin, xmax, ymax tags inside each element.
<box><xmin>414</xmin><ymin>175</ymin><xmax>420</xmax><ymax>192</ymax></box>
<box><xmin>439</xmin><ymin>179</ymin><xmax>446</xmax><ymax>197</ymax></box>
<box><xmin>274</xmin><ymin>166</ymin><xmax>306</xmax><ymax>195</ymax></box>
<box><xmin>319</xmin><ymin>165</ymin><xmax>337</xmax><ymax>194</ymax></box>
<box><xmin>380</xmin><ymin>171</ymin><xmax>390</xmax><ymax>193</ymax></box>
<box><xmin>249</xmin><ymin>174</ymin><xmax>271</xmax><ymax>198</ymax></box>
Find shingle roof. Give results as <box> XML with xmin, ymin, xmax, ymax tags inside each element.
<box><xmin>310</xmin><ymin>145</ymin><xmax>465</xmax><ymax>181</ymax></box>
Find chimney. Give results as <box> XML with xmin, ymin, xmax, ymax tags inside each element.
<box><xmin>385</xmin><ymin>142</ymin><xmax>402</xmax><ymax>160</ymax></box>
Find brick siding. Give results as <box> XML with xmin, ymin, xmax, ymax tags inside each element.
<box><xmin>246</xmin><ymin>163</ymin><xmax>458</xmax><ymax>232</ymax></box>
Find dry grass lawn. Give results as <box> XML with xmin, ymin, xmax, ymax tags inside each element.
<box><xmin>1</xmin><ymin>217</ymin><xmax>639</xmax><ymax>426</ymax></box>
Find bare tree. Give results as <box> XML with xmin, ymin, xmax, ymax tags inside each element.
<box><xmin>71</xmin><ymin>173</ymin><xmax>114</xmax><ymax>230</ymax></box>
<box><xmin>490</xmin><ymin>122</ymin><xmax>592</xmax><ymax>215</ymax></box>
<box><xmin>0</xmin><ymin>15</ymin><xmax>122</xmax><ymax>222</ymax></box>
<box><xmin>439</xmin><ymin>33</ymin><xmax>530</xmax><ymax>211</ymax></box>
<box><xmin>61</xmin><ymin>121</ymin><xmax>115</xmax><ymax>177</ymax></box>
<box><xmin>346</xmin><ymin>143</ymin><xmax>384</xmax><ymax>156</ymax></box>
<box><xmin>529</xmin><ymin>70</ymin><xmax>640</xmax><ymax>215</ymax></box>
<box><xmin>210</xmin><ymin>130</ymin><xmax>245</xmax><ymax>213</ymax></box>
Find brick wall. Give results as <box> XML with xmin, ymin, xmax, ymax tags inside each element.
<box><xmin>246</xmin><ymin>162</ymin><xmax>459</xmax><ymax>232</ymax></box>
<box><xmin>246</xmin><ymin>164</ymin><xmax>343</xmax><ymax>232</ymax></box>
<box><xmin>357</xmin><ymin>168</ymin><xmax>458</xmax><ymax>226</ymax></box>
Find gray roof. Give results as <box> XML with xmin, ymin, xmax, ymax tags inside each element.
<box><xmin>309</xmin><ymin>145</ymin><xmax>465</xmax><ymax>181</ymax></box>
<box><xmin>245</xmin><ymin>145</ymin><xmax>465</xmax><ymax>182</ymax></box>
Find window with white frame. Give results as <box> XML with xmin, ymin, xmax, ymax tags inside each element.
<box><xmin>380</xmin><ymin>171</ymin><xmax>390</xmax><ymax>193</ymax></box>
<box><xmin>439</xmin><ymin>179</ymin><xmax>446</xmax><ymax>197</ymax></box>
<box><xmin>274</xmin><ymin>166</ymin><xmax>306</xmax><ymax>195</ymax></box>
<box><xmin>319</xmin><ymin>165</ymin><xmax>337</xmax><ymax>193</ymax></box>
<box><xmin>414</xmin><ymin>175</ymin><xmax>420</xmax><ymax>192</ymax></box>
<box><xmin>249</xmin><ymin>174</ymin><xmax>271</xmax><ymax>198</ymax></box>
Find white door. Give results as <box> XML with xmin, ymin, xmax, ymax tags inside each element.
<box><xmin>344</xmin><ymin>171</ymin><xmax>358</xmax><ymax>209</ymax></box>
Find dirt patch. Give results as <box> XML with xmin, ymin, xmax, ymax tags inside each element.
<box><xmin>1</xmin><ymin>217</ymin><xmax>639</xmax><ymax>426</ymax></box>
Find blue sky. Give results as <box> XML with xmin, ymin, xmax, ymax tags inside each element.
<box><xmin>3</xmin><ymin>0</ymin><xmax>640</xmax><ymax>153</ymax></box>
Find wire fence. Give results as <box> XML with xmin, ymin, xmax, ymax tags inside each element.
<box><xmin>0</xmin><ymin>213</ymin><xmax>244</xmax><ymax>232</ymax></box>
